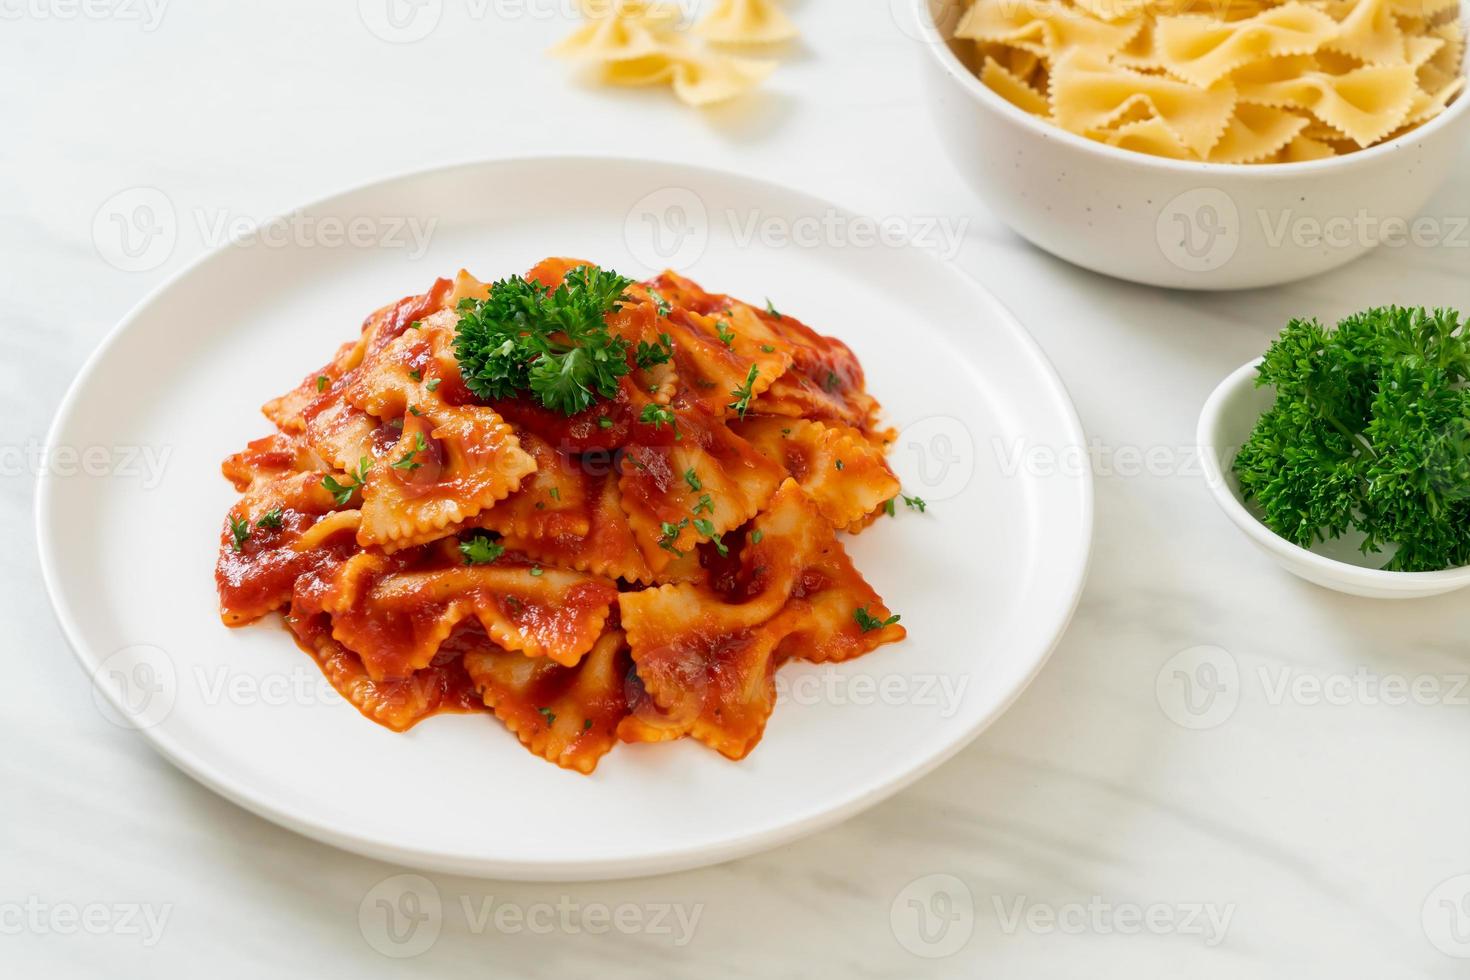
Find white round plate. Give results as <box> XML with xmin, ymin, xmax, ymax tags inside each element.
<box><xmin>37</xmin><ymin>157</ymin><xmax>1092</xmax><ymax>881</ymax></box>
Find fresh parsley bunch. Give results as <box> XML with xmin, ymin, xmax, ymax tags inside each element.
<box><xmin>1234</xmin><ymin>307</ymin><xmax>1470</xmax><ymax>572</ymax></box>
<box><xmin>454</xmin><ymin>265</ymin><xmax>635</xmax><ymax>415</ymax></box>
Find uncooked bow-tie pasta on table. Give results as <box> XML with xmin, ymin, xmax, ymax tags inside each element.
<box><xmin>214</xmin><ymin>258</ymin><xmax>908</xmax><ymax>773</ymax></box>
<box><xmin>956</xmin><ymin>0</ymin><xmax>1465</xmax><ymax>162</ymax></box>
<box><xmin>550</xmin><ymin>0</ymin><xmax>800</xmax><ymax>105</ymax></box>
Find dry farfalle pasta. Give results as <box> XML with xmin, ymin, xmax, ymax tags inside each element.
<box><xmin>957</xmin><ymin>0</ymin><xmax>1466</xmax><ymax>161</ymax></box>
<box><xmin>550</xmin><ymin>0</ymin><xmax>795</xmax><ymax>105</ymax></box>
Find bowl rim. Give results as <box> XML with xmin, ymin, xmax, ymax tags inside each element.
<box><xmin>1197</xmin><ymin>358</ymin><xmax>1470</xmax><ymax>591</ymax></box>
<box><xmin>915</xmin><ymin>0</ymin><xmax>1470</xmax><ymax>176</ymax></box>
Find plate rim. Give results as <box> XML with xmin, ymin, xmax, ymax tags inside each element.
<box><xmin>36</xmin><ymin>154</ymin><xmax>1094</xmax><ymax>880</ymax></box>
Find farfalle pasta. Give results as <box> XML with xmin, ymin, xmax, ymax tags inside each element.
<box><xmin>216</xmin><ymin>259</ymin><xmax>908</xmax><ymax>773</ymax></box>
<box><xmin>956</xmin><ymin>0</ymin><xmax>1465</xmax><ymax>161</ymax></box>
<box><xmin>549</xmin><ymin>0</ymin><xmax>793</xmax><ymax>106</ymax></box>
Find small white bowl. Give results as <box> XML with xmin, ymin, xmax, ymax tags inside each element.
<box><xmin>915</xmin><ymin>0</ymin><xmax>1470</xmax><ymax>290</ymax></box>
<box><xmin>1198</xmin><ymin>360</ymin><xmax>1470</xmax><ymax>598</ymax></box>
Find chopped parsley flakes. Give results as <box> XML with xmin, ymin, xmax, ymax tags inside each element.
<box><xmin>854</xmin><ymin>607</ymin><xmax>900</xmax><ymax>633</ymax></box>
<box><xmin>459</xmin><ymin>533</ymin><xmax>506</xmax><ymax>566</ymax></box>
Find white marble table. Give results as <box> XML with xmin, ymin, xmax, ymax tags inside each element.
<box><xmin>5</xmin><ymin>2</ymin><xmax>1470</xmax><ymax>977</ymax></box>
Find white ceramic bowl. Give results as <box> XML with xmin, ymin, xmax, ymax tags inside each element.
<box><xmin>916</xmin><ymin>0</ymin><xmax>1470</xmax><ymax>290</ymax></box>
<box><xmin>1198</xmin><ymin>360</ymin><xmax>1470</xmax><ymax>599</ymax></box>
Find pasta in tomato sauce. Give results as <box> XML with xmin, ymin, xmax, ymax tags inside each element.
<box><xmin>216</xmin><ymin>259</ymin><xmax>907</xmax><ymax>773</ymax></box>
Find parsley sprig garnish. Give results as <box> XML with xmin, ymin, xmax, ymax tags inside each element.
<box><xmin>454</xmin><ymin>265</ymin><xmax>635</xmax><ymax>415</ymax></box>
<box><xmin>256</xmin><ymin>508</ymin><xmax>284</xmax><ymax>531</ymax></box>
<box><xmin>885</xmin><ymin>493</ymin><xmax>929</xmax><ymax>517</ymax></box>
<box><xmin>323</xmin><ymin>457</ymin><xmax>373</xmax><ymax>507</ymax></box>
<box><xmin>229</xmin><ymin>515</ymin><xmax>251</xmax><ymax>553</ymax></box>
<box><xmin>728</xmin><ymin>365</ymin><xmax>758</xmax><ymax>419</ymax></box>
<box><xmin>1235</xmin><ymin>307</ymin><xmax>1470</xmax><ymax>571</ymax></box>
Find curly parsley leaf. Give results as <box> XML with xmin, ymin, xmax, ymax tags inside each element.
<box><xmin>454</xmin><ymin>265</ymin><xmax>634</xmax><ymax>415</ymax></box>
<box><xmin>1234</xmin><ymin>307</ymin><xmax>1470</xmax><ymax>572</ymax></box>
